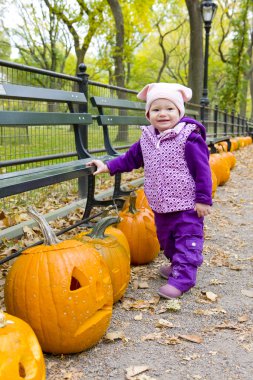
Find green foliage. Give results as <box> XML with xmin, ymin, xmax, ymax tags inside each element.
<box><xmin>0</xmin><ymin>31</ymin><xmax>11</xmax><ymax>60</ymax></box>
<box><xmin>218</xmin><ymin>0</ymin><xmax>251</xmax><ymax>111</ymax></box>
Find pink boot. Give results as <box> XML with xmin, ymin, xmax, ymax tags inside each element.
<box><xmin>158</xmin><ymin>284</ymin><xmax>182</xmax><ymax>299</ymax></box>
<box><xmin>159</xmin><ymin>265</ymin><xmax>172</xmax><ymax>279</ymax></box>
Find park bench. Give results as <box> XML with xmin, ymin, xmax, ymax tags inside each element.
<box><xmin>0</xmin><ymin>83</ymin><xmax>101</xmax><ymax>219</ymax></box>
<box><xmin>206</xmin><ymin>136</ymin><xmax>231</xmax><ymax>153</ymax></box>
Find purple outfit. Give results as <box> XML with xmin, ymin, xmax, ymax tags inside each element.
<box><xmin>107</xmin><ymin>117</ymin><xmax>212</xmax><ymax>293</ymax></box>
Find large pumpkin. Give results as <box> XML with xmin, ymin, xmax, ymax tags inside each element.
<box><xmin>75</xmin><ymin>216</ymin><xmax>131</xmax><ymax>303</ymax></box>
<box><xmin>209</xmin><ymin>153</ymin><xmax>230</xmax><ymax>186</ymax></box>
<box><xmin>0</xmin><ymin>310</ymin><xmax>46</xmax><ymax>380</ymax></box>
<box><xmin>4</xmin><ymin>207</ymin><xmax>113</xmax><ymax>354</ymax></box>
<box><xmin>117</xmin><ymin>192</ymin><xmax>160</xmax><ymax>265</ymax></box>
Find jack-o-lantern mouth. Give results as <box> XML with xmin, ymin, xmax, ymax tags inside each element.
<box><xmin>74</xmin><ymin>304</ymin><xmax>112</xmax><ymax>337</ymax></box>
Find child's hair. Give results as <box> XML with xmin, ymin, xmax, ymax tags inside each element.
<box><xmin>137</xmin><ymin>83</ymin><xmax>192</xmax><ymax>119</ymax></box>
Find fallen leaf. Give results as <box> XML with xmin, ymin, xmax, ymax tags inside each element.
<box><xmin>238</xmin><ymin>315</ymin><xmax>249</xmax><ymax>323</ymax></box>
<box><xmin>138</xmin><ymin>281</ymin><xmax>149</xmax><ymax>289</ymax></box>
<box><xmin>125</xmin><ymin>365</ymin><xmax>149</xmax><ymax>380</ymax></box>
<box><xmin>142</xmin><ymin>332</ymin><xmax>163</xmax><ymax>341</ymax></box>
<box><xmin>104</xmin><ymin>330</ymin><xmax>126</xmax><ymax>342</ymax></box>
<box><xmin>241</xmin><ymin>289</ymin><xmax>253</xmax><ymax>298</ymax></box>
<box><xmin>163</xmin><ymin>336</ymin><xmax>181</xmax><ymax>345</ymax></box>
<box><xmin>134</xmin><ymin>313</ymin><xmax>143</xmax><ymax>321</ymax></box>
<box><xmin>157</xmin><ymin>299</ymin><xmax>181</xmax><ymax>313</ymax></box>
<box><xmin>201</xmin><ymin>291</ymin><xmax>218</xmax><ymax>302</ymax></box>
<box><xmin>178</xmin><ymin>334</ymin><xmax>204</xmax><ymax>344</ymax></box>
<box><xmin>155</xmin><ymin>319</ymin><xmax>174</xmax><ymax>328</ymax></box>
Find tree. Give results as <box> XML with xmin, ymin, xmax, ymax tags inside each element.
<box><xmin>218</xmin><ymin>0</ymin><xmax>251</xmax><ymax>112</ymax></box>
<box><xmin>2</xmin><ymin>0</ymin><xmax>72</xmax><ymax>76</ymax></box>
<box><xmin>44</xmin><ymin>0</ymin><xmax>105</xmax><ymax>74</ymax></box>
<box><xmin>185</xmin><ymin>0</ymin><xmax>203</xmax><ymax>104</ymax></box>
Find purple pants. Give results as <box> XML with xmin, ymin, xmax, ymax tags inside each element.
<box><xmin>154</xmin><ymin>209</ymin><xmax>204</xmax><ymax>292</ymax></box>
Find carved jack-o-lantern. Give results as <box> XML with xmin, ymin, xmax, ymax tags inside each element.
<box><xmin>0</xmin><ymin>310</ymin><xmax>46</xmax><ymax>380</ymax></box>
<box><xmin>4</xmin><ymin>208</ymin><xmax>113</xmax><ymax>354</ymax></box>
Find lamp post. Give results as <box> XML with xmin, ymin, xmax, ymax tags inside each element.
<box><xmin>200</xmin><ymin>0</ymin><xmax>217</xmax><ymax>107</ymax></box>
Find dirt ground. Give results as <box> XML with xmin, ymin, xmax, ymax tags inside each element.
<box><xmin>1</xmin><ymin>144</ymin><xmax>253</xmax><ymax>380</ymax></box>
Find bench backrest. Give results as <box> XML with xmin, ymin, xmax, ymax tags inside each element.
<box><xmin>91</xmin><ymin>95</ymin><xmax>200</xmax><ymax>155</ymax></box>
<box><xmin>91</xmin><ymin>96</ymin><xmax>149</xmax><ymax>155</ymax></box>
<box><xmin>0</xmin><ymin>84</ymin><xmax>93</xmax><ymax>170</ymax></box>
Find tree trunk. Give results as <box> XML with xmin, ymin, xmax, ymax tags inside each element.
<box><xmin>107</xmin><ymin>0</ymin><xmax>128</xmax><ymax>142</ymax></box>
<box><xmin>185</xmin><ymin>0</ymin><xmax>203</xmax><ymax>104</ymax></box>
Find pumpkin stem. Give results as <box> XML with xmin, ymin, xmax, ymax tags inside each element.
<box><xmin>27</xmin><ymin>207</ymin><xmax>60</xmax><ymax>246</ymax></box>
<box><xmin>88</xmin><ymin>216</ymin><xmax>120</xmax><ymax>239</ymax></box>
<box><xmin>129</xmin><ymin>191</ymin><xmax>138</xmax><ymax>214</ymax></box>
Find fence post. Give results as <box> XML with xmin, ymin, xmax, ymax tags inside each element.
<box><xmin>224</xmin><ymin>109</ymin><xmax>227</xmax><ymax>136</ymax></box>
<box><xmin>231</xmin><ymin>109</ymin><xmax>235</xmax><ymax>135</ymax></box>
<box><xmin>77</xmin><ymin>63</ymin><xmax>90</xmax><ymax>199</ymax></box>
<box><xmin>241</xmin><ymin>117</ymin><xmax>245</xmax><ymax>135</ymax></box>
<box><xmin>237</xmin><ymin>113</ymin><xmax>240</xmax><ymax>136</ymax></box>
<box><xmin>214</xmin><ymin>105</ymin><xmax>218</xmax><ymax>137</ymax></box>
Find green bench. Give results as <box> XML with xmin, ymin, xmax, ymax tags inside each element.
<box><xmin>206</xmin><ymin>136</ymin><xmax>231</xmax><ymax>153</ymax></box>
<box><xmin>0</xmin><ymin>83</ymin><xmax>97</xmax><ymax>214</ymax></box>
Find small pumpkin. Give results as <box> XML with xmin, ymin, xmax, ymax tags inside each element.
<box><xmin>0</xmin><ymin>310</ymin><xmax>46</xmax><ymax>380</ymax></box>
<box><xmin>122</xmin><ymin>188</ymin><xmax>152</xmax><ymax>212</ymax></box>
<box><xmin>117</xmin><ymin>192</ymin><xmax>160</xmax><ymax>265</ymax></box>
<box><xmin>5</xmin><ymin>207</ymin><xmax>113</xmax><ymax>354</ymax></box>
<box><xmin>75</xmin><ymin>216</ymin><xmax>131</xmax><ymax>303</ymax></box>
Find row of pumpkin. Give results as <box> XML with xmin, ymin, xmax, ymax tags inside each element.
<box><xmin>210</xmin><ymin>135</ymin><xmax>252</xmax><ymax>196</ymax></box>
<box><xmin>1</xmin><ymin>134</ymin><xmax>252</xmax><ymax>379</ymax></box>
<box><xmin>1</xmin><ymin>190</ymin><xmax>160</xmax><ymax>379</ymax></box>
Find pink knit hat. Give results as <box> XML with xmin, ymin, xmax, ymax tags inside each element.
<box><xmin>137</xmin><ymin>82</ymin><xmax>192</xmax><ymax>119</ymax></box>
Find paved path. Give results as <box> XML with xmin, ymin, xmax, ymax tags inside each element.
<box><xmin>44</xmin><ymin>144</ymin><xmax>253</xmax><ymax>380</ymax></box>
<box><xmin>1</xmin><ymin>144</ymin><xmax>253</xmax><ymax>380</ymax></box>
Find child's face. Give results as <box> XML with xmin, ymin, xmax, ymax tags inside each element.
<box><xmin>149</xmin><ymin>98</ymin><xmax>180</xmax><ymax>133</ymax></box>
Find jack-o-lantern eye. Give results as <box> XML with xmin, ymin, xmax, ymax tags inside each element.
<box><xmin>70</xmin><ymin>267</ymin><xmax>90</xmax><ymax>291</ymax></box>
<box><xmin>19</xmin><ymin>362</ymin><xmax>26</xmax><ymax>378</ymax></box>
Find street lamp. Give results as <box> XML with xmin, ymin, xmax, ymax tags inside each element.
<box><xmin>200</xmin><ymin>0</ymin><xmax>218</xmax><ymax>107</ymax></box>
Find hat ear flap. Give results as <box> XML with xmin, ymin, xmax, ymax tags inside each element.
<box><xmin>137</xmin><ymin>83</ymin><xmax>153</xmax><ymax>101</ymax></box>
<box><xmin>179</xmin><ymin>85</ymin><xmax>192</xmax><ymax>102</ymax></box>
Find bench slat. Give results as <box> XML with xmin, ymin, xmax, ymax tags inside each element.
<box><xmin>0</xmin><ymin>159</ymin><xmax>95</xmax><ymax>198</ymax></box>
<box><xmin>0</xmin><ymin>83</ymin><xmax>86</xmax><ymax>103</ymax></box>
<box><xmin>97</xmin><ymin>115</ymin><xmax>149</xmax><ymax>126</ymax></box>
<box><xmin>91</xmin><ymin>96</ymin><xmax>146</xmax><ymax>110</ymax></box>
<box><xmin>0</xmin><ymin>111</ymin><xmax>92</xmax><ymax>125</ymax></box>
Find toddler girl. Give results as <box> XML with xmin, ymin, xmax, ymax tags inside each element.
<box><xmin>87</xmin><ymin>83</ymin><xmax>212</xmax><ymax>299</ymax></box>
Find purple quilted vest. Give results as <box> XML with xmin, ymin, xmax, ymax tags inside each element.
<box><xmin>140</xmin><ymin>122</ymin><xmax>197</xmax><ymax>213</ymax></box>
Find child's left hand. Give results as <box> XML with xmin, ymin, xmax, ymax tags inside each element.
<box><xmin>194</xmin><ymin>203</ymin><xmax>211</xmax><ymax>218</ymax></box>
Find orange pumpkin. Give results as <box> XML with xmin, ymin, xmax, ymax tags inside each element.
<box><xmin>211</xmin><ymin>169</ymin><xmax>218</xmax><ymax>198</ymax></box>
<box><xmin>0</xmin><ymin>310</ymin><xmax>46</xmax><ymax>380</ymax></box>
<box><xmin>122</xmin><ymin>188</ymin><xmax>152</xmax><ymax>212</ymax></box>
<box><xmin>220</xmin><ymin>151</ymin><xmax>236</xmax><ymax>169</ymax></box>
<box><xmin>5</xmin><ymin>207</ymin><xmax>113</xmax><ymax>354</ymax></box>
<box><xmin>117</xmin><ymin>192</ymin><xmax>160</xmax><ymax>265</ymax></box>
<box><xmin>75</xmin><ymin>217</ymin><xmax>131</xmax><ymax>303</ymax></box>
<box><xmin>209</xmin><ymin>153</ymin><xmax>230</xmax><ymax>186</ymax></box>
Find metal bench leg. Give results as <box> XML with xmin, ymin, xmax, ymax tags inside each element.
<box><xmin>113</xmin><ymin>173</ymin><xmax>132</xmax><ymax>198</ymax></box>
<box><xmin>82</xmin><ymin>175</ymin><xmax>125</xmax><ymax>219</ymax></box>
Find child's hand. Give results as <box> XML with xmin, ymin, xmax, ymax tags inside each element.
<box><xmin>86</xmin><ymin>160</ymin><xmax>109</xmax><ymax>175</ymax></box>
<box><xmin>194</xmin><ymin>203</ymin><xmax>211</xmax><ymax>218</ymax></box>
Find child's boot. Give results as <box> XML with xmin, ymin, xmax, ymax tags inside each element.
<box><xmin>158</xmin><ymin>284</ymin><xmax>182</xmax><ymax>299</ymax></box>
<box><xmin>159</xmin><ymin>265</ymin><xmax>172</xmax><ymax>279</ymax></box>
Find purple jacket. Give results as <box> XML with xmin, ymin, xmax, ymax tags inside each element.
<box><xmin>107</xmin><ymin>117</ymin><xmax>212</xmax><ymax>208</ymax></box>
